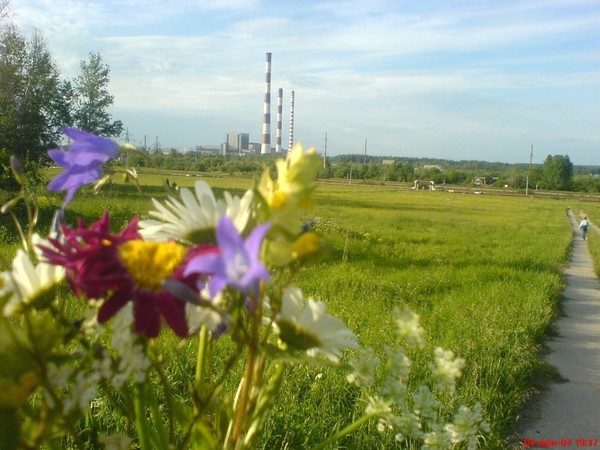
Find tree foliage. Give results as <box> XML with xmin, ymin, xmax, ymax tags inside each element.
<box><xmin>0</xmin><ymin>26</ymin><xmax>70</xmax><ymax>159</ymax></box>
<box><xmin>73</xmin><ymin>52</ymin><xmax>123</xmax><ymax>137</ymax></box>
<box><xmin>541</xmin><ymin>154</ymin><xmax>573</xmax><ymax>191</ymax></box>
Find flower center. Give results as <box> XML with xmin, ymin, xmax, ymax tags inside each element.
<box><xmin>276</xmin><ymin>320</ymin><xmax>321</xmax><ymax>351</ymax></box>
<box><xmin>117</xmin><ymin>240</ymin><xmax>186</xmax><ymax>291</ymax></box>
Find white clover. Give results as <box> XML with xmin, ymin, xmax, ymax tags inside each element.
<box><xmin>139</xmin><ymin>180</ymin><xmax>253</xmax><ymax>243</ymax></box>
<box><xmin>273</xmin><ymin>286</ymin><xmax>358</xmax><ymax>363</ymax></box>
<box><xmin>1</xmin><ymin>234</ymin><xmax>65</xmax><ymax>317</ymax></box>
<box><xmin>430</xmin><ymin>347</ymin><xmax>465</xmax><ymax>394</ymax></box>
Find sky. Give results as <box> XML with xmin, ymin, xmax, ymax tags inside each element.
<box><xmin>9</xmin><ymin>0</ymin><xmax>600</xmax><ymax>165</ymax></box>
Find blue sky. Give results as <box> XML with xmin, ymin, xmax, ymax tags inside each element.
<box><xmin>11</xmin><ymin>0</ymin><xmax>600</xmax><ymax>165</ymax></box>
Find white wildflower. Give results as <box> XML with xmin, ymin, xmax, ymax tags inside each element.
<box><xmin>430</xmin><ymin>347</ymin><xmax>465</xmax><ymax>394</ymax></box>
<box><xmin>346</xmin><ymin>347</ymin><xmax>380</xmax><ymax>388</ymax></box>
<box><xmin>273</xmin><ymin>286</ymin><xmax>358</xmax><ymax>363</ymax></box>
<box><xmin>62</xmin><ymin>370</ymin><xmax>100</xmax><ymax>415</ymax></box>
<box><xmin>100</xmin><ymin>433</ymin><xmax>131</xmax><ymax>450</ymax></box>
<box><xmin>186</xmin><ymin>285</ymin><xmax>227</xmax><ymax>334</ymax></box>
<box><xmin>380</xmin><ymin>346</ymin><xmax>411</xmax><ymax>402</ymax></box>
<box><xmin>394</xmin><ymin>307</ymin><xmax>425</xmax><ymax>348</ymax></box>
<box><xmin>411</xmin><ymin>385</ymin><xmax>441</xmax><ymax>420</ymax></box>
<box><xmin>110</xmin><ymin>304</ymin><xmax>151</xmax><ymax>387</ymax></box>
<box><xmin>422</xmin><ymin>429</ymin><xmax>452</xmax><ymax>450</ymax></box>
<box><xmin>444</xmin><ymin>403</ymin><xmax>489</xmax><ymax>450</ymax></box>
<box><xmin>1</xmin><ymin>234</ymin><xmax>65</xmax><ymax>317</ymax></box>
<box><xmin>139</xmin><ymin>180</ymin><xmax>253</xmax><ymax>244</ymax></box>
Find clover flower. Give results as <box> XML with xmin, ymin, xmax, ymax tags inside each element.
<box><xmin>1</xmin><ymin>234</ymin><xmax>65</xmax><ymax>317</ymax></box>
<box><xmin>40</xmin><ymin>212</ymin><xmax>217</xmax><ymax>337</ymax></box>
<box><xmin>184</xmin><ymin>215</ymin><xmax>270</xmax><ymax>299</ymax></box>
<box><xmin>139</xmin><ymin>180</ymin><xmax>254</xmax><ymax>244</ymax></box>
<box><xmin>273</xmin><ymin>286</ymin><xmax>358</xmax><ymax>363</ymax></box>
<box><xmin>47</xmin><ymin>128</ymin><xmax>118</xmax><ymax>207</ymax></box>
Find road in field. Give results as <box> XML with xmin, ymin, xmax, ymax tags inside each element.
<box><xmin>516</xmin><ymin>210</ymin><xmax>600</xmax><ymax>449</ymax></box>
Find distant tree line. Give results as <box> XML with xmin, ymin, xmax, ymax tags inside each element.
<box><xmin>0</xmin><ymin>1</ymin><xmax>122</xmax><ymax>189</ymax></box>
<box><xmin>124</xmin><ymin>149</ymin><xmax>600</xmax><ymax>193</ymax></box>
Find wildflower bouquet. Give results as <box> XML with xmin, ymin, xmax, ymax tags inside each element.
<box><xmin>0</xmin><ymin>128</ymin><xmax>489</xmax><ymax>449</ymax></box>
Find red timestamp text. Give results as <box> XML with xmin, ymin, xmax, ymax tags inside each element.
<box><xmin>522</xmin><ymin>438</ymin><xmax>599</xmax><ymax>448</ymax></box>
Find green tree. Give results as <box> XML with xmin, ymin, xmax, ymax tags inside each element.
<box><xmin>540</xmin><ymin>154</ymin><xmax>573</xmax><ymax>191</ymax></box>
<box><xmin>0</xmin><ymin>26</ymin><xmax>70</xmax><ymax>164</ymax></box>
<box><xmin>73</xmin><ymin>52</ymin><xmax>123</xmax><ymax>137</ymax></box>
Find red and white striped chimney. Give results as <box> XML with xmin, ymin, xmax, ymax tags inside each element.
<box><xmin>261</xmin><ymin>52</ymin><xmax>272</xmax><ymax>154</ymax></box>
<box><xmin>276</xmin><ymin>88</ymin><xmax>283</xmax><ymax>153</ymax></box>
<box><xmin>288</xmin><ymin>89</ymin><xmax>295</xmax><ymax>151</ymax></box>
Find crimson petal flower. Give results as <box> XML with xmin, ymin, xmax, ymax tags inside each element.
<box><xmin>48</xmin><ymin>128</ymin><xmax>118</xmax><ymax>207</ymax></box>
<box><xmin>40</xmin><ymin>212</ymin><xmax>216</xmax><ymax>338</ymax></box>
<box><xmin>185</xmin><ymin>216</ymin><xmax>270</xmax><ymax>299</ymax></box>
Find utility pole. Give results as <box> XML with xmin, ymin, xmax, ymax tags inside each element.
<box><xmin>364</xmin><ymin>138</ymin><xmax>367</xmax><ymax>164</ymax></box>
<box><xmin>525</xmin><ymin>144</ymin><xmax>533</xmax><ymax>196</ymax></box>
<box><xmin>323</xmin><ymin>132</ymin><xmax>328</xmax><ymax>169</ymax></box>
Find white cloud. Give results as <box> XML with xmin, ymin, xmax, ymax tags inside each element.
<box><xmin>8</xmin><ymin>0</ymin><xmax>600</xmax><ymax>163</ymax></box>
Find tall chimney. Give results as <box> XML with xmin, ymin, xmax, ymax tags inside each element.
<box><xmin>288</xmin><ymin>89</ymin><xmax>295</xmax><ymax>151</ymax></box>
<box><xmin>276</xmin><ymin>88</ymin><xmax>283</xmax><ymax>153</ymax></box>
<box><xmin>261</xmin><ymin>52</ymin><xmax>272</xmax><ymax>154</ymax></box>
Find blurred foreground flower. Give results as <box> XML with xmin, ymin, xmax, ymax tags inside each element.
<box><xmin>185</xmin><ymin>215</ymin><xmax>270</xmax><ymax>299</ymax></box>
<box><xmin>139</xmin><ymin>180</ymin><xmax>254</xmax><ymax>244</ymax></box>
<box><xmin>47</xmin><ymin>128</ymin><xmax>118</xmax><ymax>207</ymax></box>
<box><xmin>274</xmin><ymin>286</ymin><xmax>358</xmax><ymax>362</ymax></box>
<box><xmin>40</xmin><ymin>212</ymin><xmax>217</xmax><ymax>337</ymax></box>
<box><xmin>1</xmin><ymin>234</ymin><xmax>65</xmax><ymax>317</ymax></box>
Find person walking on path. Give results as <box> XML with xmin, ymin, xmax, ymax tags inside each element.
<box><xmin>516</xmin><ymin>209</ymin><xmax>600</xmax><ymax>448</ymax></box>
<box><xmin>579</xmin><ymin>216</ymin><xmax>589</xmax><ymax>240</ymax></box>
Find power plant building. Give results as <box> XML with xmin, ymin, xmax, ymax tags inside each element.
<box><xmin>226</xmin><ymin>132</ymin><xmax>249</xmax><ymax>154</ymax></box>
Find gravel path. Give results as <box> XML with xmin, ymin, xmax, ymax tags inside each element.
<box><xmin>515</xmin><ymin>210</ymin><xmax>600</xmax><ymax>449</ymax></box>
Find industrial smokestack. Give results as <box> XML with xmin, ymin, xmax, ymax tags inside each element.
<box><xmin>276</xmin><ymin>88</ymin><xmax>283</xmax><ymax>153</ymax></box>
<box><xmin>261</xmin><ymin>52</ymin><xmax>272</xmax><ymax>154</ymax></box>
<box><xmin>288</xmin><ymin>90</ymin><xmax>295</xmax><ymax>151</ymax></box>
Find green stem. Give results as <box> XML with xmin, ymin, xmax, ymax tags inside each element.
<box><xmin>312</xmin><ymin>413</ymin><xmax>376</xmax><ymax>450</ymax></box>
<box><xmin>133</xmin><ymin>384</ymin><xmax>152</xmax><ymax>450</ymax></box>
<box><xmin>195</xmin><ymin>325</ymin><xmax>210</xmax><ymax>392</ymax></box>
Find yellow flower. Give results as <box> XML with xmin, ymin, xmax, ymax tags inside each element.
<box><xmin>258</xmin><ymin>143</ymin><xmax>321</xmax><ymax>235</ymax></box>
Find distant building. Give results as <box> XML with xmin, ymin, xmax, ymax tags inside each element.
<box><xmin>226</xmin><ymin>132</ymin><xmax>249</xmax><ymax>154</ymax></box>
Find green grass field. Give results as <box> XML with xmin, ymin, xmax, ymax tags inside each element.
<box><xmin>0</xmin><ymin>171</ymin><xmax>584</xmax><ymax>449</ymax></box>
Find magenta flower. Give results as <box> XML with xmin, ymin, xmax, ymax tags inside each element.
<box><xmin>48</xmin><ymin>128</ymin><xmax>118</xmax><ymax>207</ymax></box>
<box><xmin>40</xmin><ymin>212</ymin><xmax>218</xmax><ymax>338</ymax></box>
<box><xmin>185</xmin><ymin>216</ymin><xmax>271</xmax><ymax>298</ymax></box>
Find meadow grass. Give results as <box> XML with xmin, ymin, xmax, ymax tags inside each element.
<box><xmin>0</xmin><ymin>173</ymin><xmax>578</xmax><ymax>449</ymax></box>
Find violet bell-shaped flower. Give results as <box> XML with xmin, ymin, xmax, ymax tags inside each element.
<box><xmin>184</xmin><ymin>216</ymin><xmax>271</xmax><ymax>298</ymax></box>
<box><xmin>47</xmin><ymin>128</ymin><xmax>118</xmax><ymax>207</ymax></box>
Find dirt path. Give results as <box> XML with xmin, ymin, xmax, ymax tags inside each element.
<box><xmin>515</xmin><ymin>210</ymin><xmax>600</xmax><ymax>448</ymax></box>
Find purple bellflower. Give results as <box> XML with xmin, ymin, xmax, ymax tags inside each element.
<box><xmin>48</xmin><ymin>128</ymin><xmax>118</xmax><ymax>207</ymax></box>
<box><xmin>185</xmin><ymin>215</ymin><xmax>271</xmax><ymax>299</ymax></box>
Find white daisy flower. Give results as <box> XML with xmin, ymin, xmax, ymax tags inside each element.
<box><xmin>138</xmin><ymin>180</ymin><xmax>253</xmax><ymax>244</ymax></box>
<box><xmin>2</xmin><ymin>234</ymin><xmax>65</xmax><ymax>317</ymax></box>
<box><xmin>274</xmin><ymin>286</ymin><xmax>358</xmax><ymax>363</ymax></box>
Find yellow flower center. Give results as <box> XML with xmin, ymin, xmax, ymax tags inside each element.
<box><xmin>117</xmin><ymin>240</ymin><xmax>186</xmax><ymax>291</ymax></box>
<box><xmin>268</xmin><ymin>190</ymin><xmax>287</xmax><ymax>209</ymax></box>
